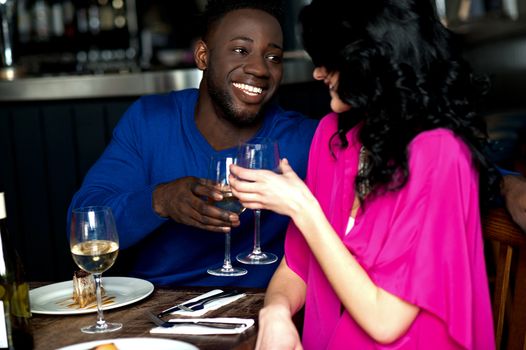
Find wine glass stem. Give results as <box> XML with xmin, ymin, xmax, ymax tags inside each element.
<box><xmin>223</xmin><ymin>232</ymin><xmax>233</xmax><ymax>269</ymax></box>
<box><xmin>94</xmin><ymin>273</ymin><xmax>108</xmax><ymax>330</ymax></box>
<box><xmin>252</xmin><ymin>209</ymin><xmax>262</xmax><ymax>255</ymax></box>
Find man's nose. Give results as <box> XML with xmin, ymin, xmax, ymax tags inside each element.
<box><xmin>244</xmin><ymin>54</ymin><xmax>270</xmax><ymax>77</ymax></box>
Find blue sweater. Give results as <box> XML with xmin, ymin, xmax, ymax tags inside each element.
<box><xmin>68</xmin><ymin>89</ymin><xmax>318</xmax><ymax>288</ymax></box>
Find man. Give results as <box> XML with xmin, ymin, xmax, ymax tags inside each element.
<box><xmin>67</xmin><ymin>0</ymin><xmax>318</xmax><ymax>288</ymax></box>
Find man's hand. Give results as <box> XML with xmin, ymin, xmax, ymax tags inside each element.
<box><xmin>501</xmin><ymin>175</ymin><xmax>526</xmax><ymax>232</ymax></box>
<box><xmin>152</xmin><ymin>176</ymin><xmax>240</xmax><ymax>232</ymax></box>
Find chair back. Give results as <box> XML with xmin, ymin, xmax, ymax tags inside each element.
<box><xmin>483</xmin><ymin>207</ymin><xmax>526</xmax><ymax>350</ymax></box>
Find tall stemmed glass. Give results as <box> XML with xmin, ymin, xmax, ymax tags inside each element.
<box><xmin>70</xmin><ymin>206</ymin><xmax>122</xmax><ymax>333</ymax></box>
<box><xmin>207</xmin><ymin>155</ymin><xmax>248</xmax><ymax>276</ymax></box>
<box><xmin>236</xmin><ymin>137</ymin><xmax>280</xmax><ymax>265</ymax></box>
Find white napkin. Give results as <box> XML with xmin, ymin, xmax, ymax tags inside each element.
<box><xmin>169</xmin><ymin>289</ymin><xmax>246</xmax><ymax>317</ymax></box>
<box><xmin>150</xmin><ymin>317</ymin><xmax>254</xmax><ymax>335</ymax></box>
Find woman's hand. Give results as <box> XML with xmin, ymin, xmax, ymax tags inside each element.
<box><xmin>229</xmin><ymin>158</ymin><xmax>316</xmax><ymax>219</ymax></box>
<box><xmin>255</xmin><ymin>259</ymin><xmax>307</xmax><ymax>350</ymax></box>
<box><xmin>255</xmin><ymin>304</ymin><xmax>303</xmax><ymax>350</ymax></box>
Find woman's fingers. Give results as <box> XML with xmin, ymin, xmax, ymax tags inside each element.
<box><xmin>229</xmin><ymin>164</ymin><xmax>261</xmax><ymax>182</ymax></box>
<box><xmin>229</xmin><ymin>159</ymin><xmax>306</xmax><ymax>216</ymax></box>
<box><xmin>279</xmin><ymin>158</ymin><xmax>293</xmax><ymax>173</ymax></box>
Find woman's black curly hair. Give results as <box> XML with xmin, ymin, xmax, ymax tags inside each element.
<box><xmin>299</xmin><ymin>0</ymin><xmax>500</xmax><ymax>206</ymax></box>
<box><xmin>200</xmin><ymin>0</ymin><xmax>284</xmax><ymax>41</ymax></box>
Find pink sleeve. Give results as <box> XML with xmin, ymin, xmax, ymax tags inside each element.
<box><xmin>369</xmin><ymin>130</ymin><xmax>492</xmax><ymax>348</ymax></box>
<box><xmin>285</xmin><ymin>115</ymin><xmax>337</xmax><ymax>282</ymax></box>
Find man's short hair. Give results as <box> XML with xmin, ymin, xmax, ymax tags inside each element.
<box><xmin>200</xmin><ymin>0</ymin><xmax>284</xmax><ymax>40</ymax></box>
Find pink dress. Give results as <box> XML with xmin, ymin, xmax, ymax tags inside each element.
<box><xmin>285</xmin><ymin>113</ymin><xmax>495</xmax><ymax>349</ymax></box>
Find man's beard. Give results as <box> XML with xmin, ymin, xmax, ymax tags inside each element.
<box><xmin>206</xmin><ymin>72</ymin><xmax>265</xmax><ymax>127</ymax></box>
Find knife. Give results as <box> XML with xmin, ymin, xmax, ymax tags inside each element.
<box><xmin>157</xmin><ymin>290</ymin><xmax>240</xmax><ymax>317</ymax></box>
<box><xmin>179</xmin><ymin>290</ymin><xmax>242</xmax><ymax>312</ymax></box>
<box><xmin>147</xmin><ymin>310</ymin><xmax>245</xmax><ymax>329</ymax></box>
<box><xmin>166</xmin><ymin>321</ymin><xmax>245</xmax><ymax>329</ymax></box>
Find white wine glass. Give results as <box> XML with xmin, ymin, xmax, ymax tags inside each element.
<box><xmin>70</xmin><ymin>206</ymin><xmax>122</xmax><ymax>333</ymax></box>
<box><xmin>207</xmin><ymin>155</ymin><xmax>248</xmax><ymax>276</ymax></box>
<box><xmin>236</xmin><ymin>137</ymin><xmax>280</xmax><ymax>265</ymax></box>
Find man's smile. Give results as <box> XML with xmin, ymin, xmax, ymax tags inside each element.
<box><xmin>232</xmin><ymin>82</ymin><xmax>264</xmax><ymax>96</ymax></box>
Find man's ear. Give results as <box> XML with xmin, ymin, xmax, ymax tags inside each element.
<box><xmin>194</xmin><ymin>40</ymin><xmax>208</xmax><ymax>71</ymax></box>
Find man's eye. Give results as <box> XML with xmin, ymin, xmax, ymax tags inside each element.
<box><xmin>233</xmin><ymin>48</ymin><xmax>248</xmax><ymax>55</ymax></box>
<box><xmin>267</xmin><ymin>55</ymin><xmax>283</xmax><ymax>63</ymax></box>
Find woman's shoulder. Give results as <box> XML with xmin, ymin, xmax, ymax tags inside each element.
<box><xmin>318</xmin><ymin>112</ymin><xmax>339</xmax><ymax>128</ymax></box>
<box><xmin>408</xmin><ymin>128</ymin><xmax>472</xmax><ymax>165</ymax></box>
<box><xmin>410</xmin><ymin>128</ymin><xmax>468</xmax><ymax>152</ymax></box>
<box><xmin>314</xmin><ymin>112</ymin><xmax>339</xmax><ymax>138</ymax></box>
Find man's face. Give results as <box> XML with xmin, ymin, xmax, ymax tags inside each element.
<box><xmin>202</xmin><ymin>9</ymin><xmax>284</xmax><ymax>127</ymax></box>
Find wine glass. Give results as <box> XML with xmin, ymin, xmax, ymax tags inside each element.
<box><xmin>207</xmin><ymin>155</ymin><xmax>248</xmax><ymax>276</ymax></box>
<box><xmin>70</xmin><ymin>206</ymin><xmax>122</xmax><ymax>333</ymax></box>
<box><xmin>236</xmin><ymin>137</ymin><xmax>280</xmax><ymax>265</ymax></box>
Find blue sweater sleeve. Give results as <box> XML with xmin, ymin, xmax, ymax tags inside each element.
<box><xmin>497</xmin><ymin>166</ymin><xmax>522</xmax><ymax>177</ymax></box>
<box><xmin>68</xmin><ymin>99</ymin><xmax>167</xmax><ymax>249</ymax></box>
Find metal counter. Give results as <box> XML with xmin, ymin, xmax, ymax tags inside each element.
<box><xmin>0</xmin><ymin>58</ymin><xmax>314</xmax><ymax>102</ymax></box>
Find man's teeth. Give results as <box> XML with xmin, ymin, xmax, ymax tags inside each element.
<box><xmin>233</xmin><ymin>83</ymin><xmax>263</xmax><ymax>96</ymax></box>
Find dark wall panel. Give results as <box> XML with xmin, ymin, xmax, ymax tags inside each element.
<box><xmin>0</xmin><ymin>109</ymin><xmax>24</xmax><ymax>270</ymax></box>
<box><xmin>11</xmin><ymin>107</ymin><xmax>52</xmax><ymax>280</ymax></box>
<box><xmin>74</xmin><ymin>103</ymin><xmax>108</xmax><ymax>180</ymax></box>
<box><xmin>41</xmin><ymin>105</ymin><xmax>79</xmax><ymax>280</ymax></box>
<box><xmin>1</xmin><ymin>98</ymin><xmax>135</xmax><ymax>282</ymax></box>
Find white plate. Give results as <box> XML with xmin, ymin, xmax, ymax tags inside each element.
<box><xmin>30</xmin><ymin>277</ymin><xmax>154</xmax><ymax>315</ymax></box>
<box><xmin>57</xmin><ymin>337</ymin><xmax>199</xmax><ymax>350</ymax></box>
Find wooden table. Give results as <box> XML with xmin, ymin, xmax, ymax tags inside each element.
<box><xmin>30</xmin><ymin>283</ymin><xmax>264</xmax><ymax>350</ymax></box>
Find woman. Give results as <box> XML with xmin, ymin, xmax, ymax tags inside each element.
<box><xmin>230</xmin><ymin>0</ymin><xmax>498</xmax><ymax>349</ymax></box>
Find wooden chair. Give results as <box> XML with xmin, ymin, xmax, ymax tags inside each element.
<box><xmin>483</xmin><ymin>207</ymin><xmax>526</xmax><ymax>350</ymax></box>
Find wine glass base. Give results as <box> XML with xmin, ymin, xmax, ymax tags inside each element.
<box><xmin>81</xmin><ymin>322</ymin><xmax>123</xmax><ymax>334</ymax></box>
<box><xmin>207</xmin><ymin>266</ymin><xmax>248</xmax><ymax>277</ymax></box>
<box><xmin>236</xmin><ymin>251</ymin><xmax>278</xmax><ymax>265</ymax></box>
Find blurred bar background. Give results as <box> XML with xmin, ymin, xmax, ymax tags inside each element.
<box><xmin>0</xmin><ymin>0</ymin><xmax>525</xmax><ymax>281</ymax></box>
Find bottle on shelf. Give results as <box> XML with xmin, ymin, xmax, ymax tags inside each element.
<box><xmin>17</xmin><ymin>0</ymin><xmax>32</xmax><ymax>44</ymax></box>
<box><xmin>50</xmin><ymin>0</ymin><xmax>65</xmax><ymax>37</ymax></box>
<box><xmin>87</xmin><ymin>0</ymin><xmax>100</xmax><ymax>35</ymax></box>
<box><xmin>32</xmin><ymin>0</ymin><xmax>51</xmax><ymax>42</ymax></box>
<box><xmin>98</xmin><ymin>0</ymin><xmax>114</xmax><ymax>31</ymax></box>
<box><xmin>0</xmin><ymin>193</ymin><xmax>33</xmax><ymax>349</ymax></box>
<box><xmin>62</xmin><ymin>0</ymin><xmax>76</xmax><ymax>39</ymax></box>
<box><xmin>75</xmin><ymin>0</ymin><xmax>88</xmax><ymax>34</ymax></box>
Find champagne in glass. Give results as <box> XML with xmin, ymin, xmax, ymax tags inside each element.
<box><xmin>207</xmin><ymin>155</ymin><xmax>247</xmax><ymax>277</ymax></box>
<box><xmin>70</xmin><ymin>206</ymin><xmax>122</xmax><ymax>333</ymax></box>
<box><xmin>71</xmin><ymin>240</ymin><xmax>119</xmax><ymax>274</ymax></box>
<box><xmin>236</xmin><ymin>137</ymin><xmax>280</xmax><ymax>265</ymax></box>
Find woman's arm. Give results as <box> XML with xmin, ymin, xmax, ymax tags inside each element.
<box><xmin>230</xmin><ymin>160</ymin><xmax>419</xmax><ymax>343</ymax></box>
<box><xmin>256</xmin><ymin>259</ymin><xmax>306</xmax><ymax>350</ymax></box>
<box><xmin>289</xmin><ymin>182</ymin><xmax>419</xmax><ymax>344</ymax></box>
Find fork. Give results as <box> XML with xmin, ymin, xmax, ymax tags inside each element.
<box><xmin>145</xmin><ymin>311</ymin><xmax>245</xmax><ymax>329</ymax></box>
<box><xmin>158</xmin><ymin>290</ymin><xmax>241</xmax><ymax>316</ymax></box>
<box><xmin>178</xmin><ymin>290</ymin><xmax>241</xmax><ymax>312</ymax></box>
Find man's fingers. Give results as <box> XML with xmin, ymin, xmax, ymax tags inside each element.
<box><xmin>196</xmin><ymin>199</ymin><xmax>239</xmax><ymax>221</ymax></box>
<box><xmin>192</xmin><ymin>180</ymin><xmax>223</xmax><ymax>200</ymax></box>
<box><xmin>181</xmin><ymin>198</ymin><xmax>239</xmax><ymax>227</ymax></box>
<box><xmin>182</xmin><ymin>215</ymin><xmax>232</xmax><ymax>233</ymax></box>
